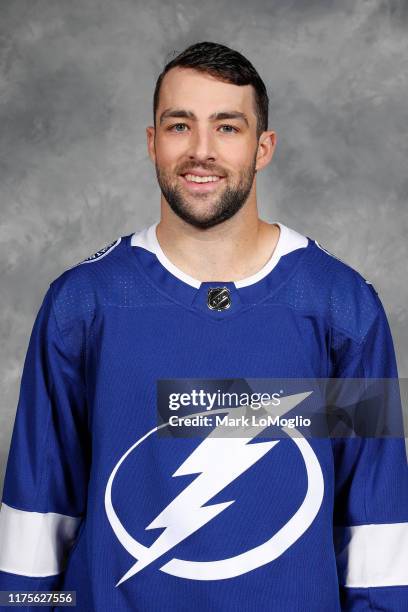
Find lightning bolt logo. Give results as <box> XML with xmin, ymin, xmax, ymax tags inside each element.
<box><xmin>105</xmin><ymin>391</ymin><xmax>324</xmax><ymax>584</ymax></box>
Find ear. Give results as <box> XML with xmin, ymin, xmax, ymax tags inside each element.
<box><xmin>255</xmin><ymin>131</ymin><xmax>277</xmax><ymax>172</ymax></box>
<box><xmin>146</xmin><ymin>126</ymin><xmax>156</xmax><ymax>164</ymax></box>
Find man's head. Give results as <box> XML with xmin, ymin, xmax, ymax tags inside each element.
<box><xmin>146</xmin><ymin>41</ymin><xmax>276</xmax><ymax>229</ymax></box>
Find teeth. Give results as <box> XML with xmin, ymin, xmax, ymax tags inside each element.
<box><xmin>184</xmin><ymin>174</ymin><xmax>221</xmax><ymax>183</ymax></box>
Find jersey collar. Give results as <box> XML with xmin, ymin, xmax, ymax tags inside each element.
<box><xmin>128</xmin><ymin>221</ymin><xmax>309</xmax><ymax>319</ymax></box>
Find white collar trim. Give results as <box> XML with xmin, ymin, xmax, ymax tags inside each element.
<box><xmin>131</xmin><ymin>221</ymin><xmax>307</xmax><ymax>289</ymax></box>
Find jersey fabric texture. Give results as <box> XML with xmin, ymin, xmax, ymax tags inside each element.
<box><xmin>0</xmin><ymin>221</ymin><xmax>407</xmax><ymax>611</ymax></box>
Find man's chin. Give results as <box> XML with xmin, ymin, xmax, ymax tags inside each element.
<box><xmin>172</xmin><ymin>206</ymin><xmax>227</xmax><ymax>230</ymax></box>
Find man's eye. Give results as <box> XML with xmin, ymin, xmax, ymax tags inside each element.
<box><xmin>170</xmin><ymin>123</ymin><xmax>188</xmax><ymax>132</ymax></box>
<box><xmin>219</xmin><ymin>125</ymin><xmax>239</xmax><ymax>133</ymax></box>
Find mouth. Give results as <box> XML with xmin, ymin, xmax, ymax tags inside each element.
<box><xmin>179</xmin><ymin>173</ymin><xmax>226</xmax><ymax>192</ymax></box>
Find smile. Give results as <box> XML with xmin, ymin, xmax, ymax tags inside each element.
<box><xmin>179</xmin><ymin>174</ymin><xmax>225</xmax><ymax>192</ymax></box>
<box><xmin>183</xmin><ymin>174</ymin><xmax>223</xmax><ymax>183</ymax></box>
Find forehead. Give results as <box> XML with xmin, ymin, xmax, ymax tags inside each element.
<box><xmin>158</xmin><ymin>67</ymin><xmax>256</xmax><ymax>118</ymax></box>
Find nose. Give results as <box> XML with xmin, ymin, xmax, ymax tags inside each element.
<box><xmin>187</xmin><ymin>125</ymin><xmax>216</xmax><ymax>162</ymax></box>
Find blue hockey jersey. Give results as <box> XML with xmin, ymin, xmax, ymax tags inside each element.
<box><xmin>0</xmin><ymin>221</ymin><xmax>407</xmax><ymax>611</ymax></box>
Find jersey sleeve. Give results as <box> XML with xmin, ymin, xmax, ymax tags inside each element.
<box><xmin>0</xmin><ymin>283</ymin><xmax>90</xmax><ymax>601</ymax></box>
<box><xmin>331</xmin><ymin>296</ymin><xmax>408</xmax><ymax>610</ymax></box>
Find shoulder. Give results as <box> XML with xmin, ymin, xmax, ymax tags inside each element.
<box><xmin>48</xmin><ymin>233</ymin><xmax>132</xmax><ymax>331</ymax></box>
<box><xmin>293</xmin><ymin>234</ymin><xmax>384</xmax><ymax>343</ymax></box>
<box><xmin>74</xmin><ymin>237</ymin><xmax>123</xmax><ymax>265</ymax></box>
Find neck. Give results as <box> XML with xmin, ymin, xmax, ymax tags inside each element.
<box><xmin>156</xmin><ymin>202</ymin><xmax>280</xmax><ymax>283</ymax></box>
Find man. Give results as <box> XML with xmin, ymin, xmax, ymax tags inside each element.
<box><xmin>0</xmin><ymin>41</ymin><xmax>407</xmax><ymax>611</ymax></box>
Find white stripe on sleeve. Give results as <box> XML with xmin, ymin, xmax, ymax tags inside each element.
<box><xmin>0</xmin><ymin>502</ymin><xmax>82</xmax><ymax>577</ymax></box>
<box><xmin>336</xmin><ymin>522</ymin><xmax>408</xmax><ymax>588</ymax></box>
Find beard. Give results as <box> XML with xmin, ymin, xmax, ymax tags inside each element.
<box><xmin>154</xmin><ymin>154</ymin><xmax>258</xmax><ymax>230</ymax></box>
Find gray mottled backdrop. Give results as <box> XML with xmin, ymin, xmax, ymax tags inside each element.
<box><xmin>1</xmin><ymin>0</ymin><xmax>407</xmax><ymax>488</ymax></box>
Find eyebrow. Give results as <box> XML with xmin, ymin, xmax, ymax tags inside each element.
<box><xmin>159</xmin><ymin>109</ymin><xmax>249</xmax><ymax>127</ymax></box>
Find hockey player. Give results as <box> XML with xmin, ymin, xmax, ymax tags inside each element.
<box><xmin>1</xmin><ymin>41</ymin><xmax>407</xmax><ymax>611</ymax></box>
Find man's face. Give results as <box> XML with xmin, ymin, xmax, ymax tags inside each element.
<box><xmin>148</xmin><ymin>67</ymin><xmax>262</xmax><ymax>229</ymax></box>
